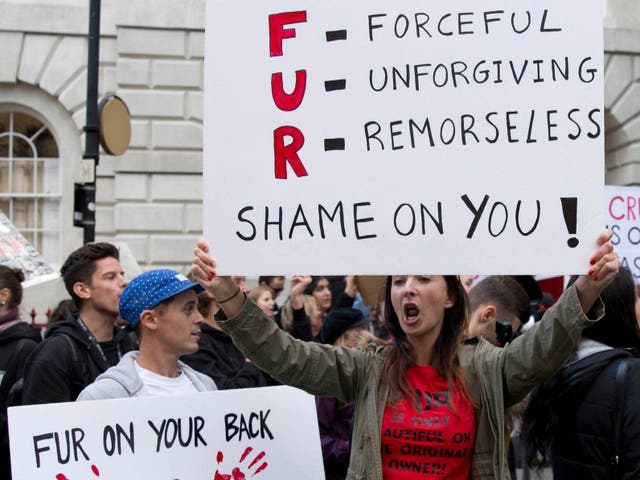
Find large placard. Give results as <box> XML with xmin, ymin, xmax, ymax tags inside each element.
<box><xmin>605</xmin><ymin>185</ymin><xmax>640</xmax><ymax>282</ymax></box>
<box><xmin>204</xmin><ymin>0</ymin><xmax>604</xmax><ymax>275</ymax></box>
<box><xmin>9</xmin><ymin>386</ymin><xmax>324</xmax><ymax>479</ymax></box>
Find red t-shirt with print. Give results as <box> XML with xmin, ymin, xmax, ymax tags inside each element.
<box><xmin>380</xmin><ymin>364</ymin><xmax>476</xmax><ymax>479</ymax></box>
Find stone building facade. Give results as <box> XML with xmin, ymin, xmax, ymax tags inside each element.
<box><xmin>0</xmin><ymin>0</ymin><xmax>638</xmax><ymax>271</ymax></box>
<box><xmin>604</xmin><ymin>0</ymin><xmax>640</xmax><ymax>185</ymax></box>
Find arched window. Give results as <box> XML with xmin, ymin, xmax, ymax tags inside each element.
<box><xmin>0</xmin><ymin>110</ymin><xmax>61</xmax><ymax>262</ymax></box>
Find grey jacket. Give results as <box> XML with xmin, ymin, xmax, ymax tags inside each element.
<box><xmin>217</xmin><ymin>284</ymin><xmax>603</xmax><ymax>480</ymax></box>
<box><xmin>76</xmin><ymin>351</ymin><xmax>217</xmax><ymax>401</ymax></box>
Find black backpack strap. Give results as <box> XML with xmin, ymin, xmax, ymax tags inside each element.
<box><xmin>6</xmin><ymin>335</ymin><xmax>83</xmax><ymax>406</ymax></box>
<box><xmin>0</xmin><ymin>337</ymin><xmax>39</xmax><ymax>401</ymax></box>
<box><xmin>58</xmin><ymin>334</ymin><xmax>89</xmax><ymax>398</ymax></box>
<box><xmin>59</xmin><ymin>334</ymin><xmax>79</xmax><ymax>364</ymax></box>
<box><xmin>3</xmin><ymin>339</ymin><xmax>39</xmax><ymax>406</ymax></box>
<box><xmin>611</xmin><ymin>357</ymin><xmax>630</xmax><ymax>479</ymax></box>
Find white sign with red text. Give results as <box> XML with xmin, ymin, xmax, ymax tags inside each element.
<box><xmin>8</xmin><ymin>386</ymin><xmax>324</xmax><ymax>480</ymax></box>
<box><xmin>605</xmin><ymin>185</ymin><xmax>640</xmax><ymax>282</ymax></box>
<box><xmin>204</xmin><ymin>0</ymin><xmax>605</xmax><ymax>275</ymax></box>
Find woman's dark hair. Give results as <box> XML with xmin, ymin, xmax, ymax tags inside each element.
<box><xmin>0</xmin><ymin>265</ymin><xmax>25</xmax><ymax>308</ymax></box>
<box><xmin>581</xmin><ymin>267</ymin><xmax>640</xmax><ymax>349</ymax></box>
<box><xmin>381</xmin><ymin>275</ymin><xmax>471</xmax><ymax>409</ymax></box>
<box><xmin>47</xmin><ymin>299</ymin><xmax>78</xmax><ymax>324</ymax></box>
<box><xmin>524</xmin><ymin>267</ymin><xmax>640</xmax><ymax>466</ymax></box>
<box><xmin>303</xmin><ymin>276</ymin><xmax>329</xmax><ymax>296</ymax></box>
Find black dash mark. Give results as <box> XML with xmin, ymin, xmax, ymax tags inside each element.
<box><xmin>326</xmin><ymin>30</ymin><xmax>347</xmax><ymax>41</ymax></box>
<box><xmin>324</xmin><ymin>79</ymin><xmax>347</xmax><ymax>91</ymax></box>
<box><xmin>324</xmin><ymin>138</ymin><xmax>345</xmax><ymax>151</ymax></box>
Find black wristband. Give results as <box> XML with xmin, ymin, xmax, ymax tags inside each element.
<box><xmin>216</xmin><ymin>287</ymin><xmax>241</xmax><ymax>304</ymax></box>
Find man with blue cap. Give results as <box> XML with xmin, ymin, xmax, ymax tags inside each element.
<box><xmin>78</xmin><ymin>269</ymin><xmax>217</xmax><ymax>400</ymax></box>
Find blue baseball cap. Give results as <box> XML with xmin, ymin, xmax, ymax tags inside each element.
<box><xmin>119</xmin><ymin>269</ymin><xmax>204</xmax><ymax>328</ymax></box>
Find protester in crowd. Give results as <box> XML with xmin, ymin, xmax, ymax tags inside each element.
<box><xmin>259</xmin><ymin>276</ymin><xmax>285</xmax><ymax>301</ymax></box>
<box><xmin>466</xmin><ymin>276</ymin><xmax>530</xmax><ymax>347</ymax></box>
<box><xmin>368</xmin><ymin>302</ymin><xmax>390</xmax><ymax>341</ymax></box>
<box><xmin>459</xmin><ymin>274</ymin><xmax>477</xmax><ymax>292</ymax></box>
<box><xmin>316</xmin><ymin>308</ymin><xmax>373</xmax><ymax>480</ymax></box>
<box><xmin>305</xmin><ymin>276</ymin><xmax>333</xmax><ymax>315</ymax></box>
<box><xmin>278</xmin><ymin>275</ymin><xmax>317</xmax><ymax>341</ymax></box>
<box><xmin>529</xmin><ymin>291</ymin><xmax>555</xmax><ymax>324</ymax></box>
<box><xmin>231</xmin><ymin>276</ymin><xmax>251</xmax><ymax>293</ymax></box>
<box><xmin>320</xmin><ymin>308</ymin><xmax>372</xmax><ymax>347</ymax></box>
<box><xmin>280</xmin><ymin>293</ymin><xmax>318</xmax><ymax>334</ymax></box>
<box><xmin>524</xmin><ymin>267</ymin><xmax>640</xmax><ymax>479</ymax></box>
<box><xmin>305</xmin><ymin>276</ymin><xmax>358</xmax><ymax>317</ymax></box>
<box><xmin>0</xmin><ymin>266</ymin><xmax>42</xmax><ymax>480</ymax></box>
<box><xmin>326</xmin><ymin>276</ymin><xmax>359</xmax><ymax>311</ymax></box>
<box><xmin>191</xmin><ymin>230</ymin><xmax>618</xmax><ymax>479</ymax></box>
<box><xmin>303</xmin><ymin>276</ymin><xmax>360</xmax><ymax>340</ymax></box>
<box><xmin>0</xmin><ymin>267</ymin><xmax>42</xmax><ymax>397</ymax></box>
<box><xmin>22</xmin><ymin>243</ymin><xmax>136</xmax><ymax>404</ymax></box>
<box><xmin>181</xmin><ymin>289</ymin><xmax>272</xmax><ymax>389</ymax></box>
<box><xmin>249</xmin><ymin>286</ymin><xmax>276</xmax><ymax>319</ymax></box>
<box><xmin>259</xmin><ymin>276</ymin><xmax>285</xmax><ymax>319</ymax></box>
<box><xmin>466</xmin><ymin>275</ymin><xmax>532</xmax><ymax>479</ymax></box>
<box><xmin>78</xmin><ymin>269</ymin><xmax>216</xmax><ymax>400</ymax></box>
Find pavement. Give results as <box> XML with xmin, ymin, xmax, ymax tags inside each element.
<box><xmin>516</xmin><ymin>467</ymin><xmax>553</xmax><ymax>480</ymax></box>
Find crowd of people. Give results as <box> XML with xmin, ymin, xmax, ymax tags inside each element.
<box><xmin>0</xmin><ymin>230</ymin><xmax>638</xmax><ymax>479</ymax></box>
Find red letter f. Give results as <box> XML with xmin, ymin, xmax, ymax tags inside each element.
<box><xmin>269</xmin><ymin>11</ymin><xmax>307</xmax><ymax>57</ymax></box>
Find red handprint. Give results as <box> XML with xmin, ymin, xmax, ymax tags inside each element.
<box><xmin>214</xmin><ymin>447</ymin><xmax>269</xmax><ymax>480</ymax></box>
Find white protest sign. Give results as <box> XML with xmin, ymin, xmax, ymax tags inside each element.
<box><xmin>9</xmin><ymin>386</ymin><xmax>324</xmax><ymax>480</ymax></box>
<box><xmin>204</xmin><ymin>0</ymin><xmax>604</xmax><ymax>275</ymax></box>
<box><xmin>605</xmin><ymin>185</ymin><xmax>640</xmax><ymax>282</ymax></box>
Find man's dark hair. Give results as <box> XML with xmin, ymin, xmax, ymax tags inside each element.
<box><xmin>258</xmin><ymin>276</ymin><xmax>284</xmax><ymax>286</ymax></box>
<box><xmin>60</xmin><ymin>242</ymin><xmax>120</xmax><ymax>307</ymax></box>
<box><xmin>468</xmin><ymin>275</ymin><xmax>530</xmax><ymax>325</ymax></box>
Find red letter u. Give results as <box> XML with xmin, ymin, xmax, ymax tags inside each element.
<box><xmin>272</xmin><ymin>70</ymin><xmax>307</xmax><ymax>111</ymax></box>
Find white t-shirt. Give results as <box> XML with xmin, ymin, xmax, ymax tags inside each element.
<box><xmin>134</xmin><ymin>361</ymin><xmax>199</xmax><ymax>397</ymax></box>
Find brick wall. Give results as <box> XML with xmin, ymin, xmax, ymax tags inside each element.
<box><xmin>97</xmin><ymin>26</ymin><xmax>205</xmax><ymax>271</ymax></box>
<box><xmin>604</xmin><ymin>52</ymin><xmax>640</xmax><ymax>184</ymax></box>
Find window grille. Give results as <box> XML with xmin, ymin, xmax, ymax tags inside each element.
<box><xmin>0</xmin><ymin>110</ymin><xmax>61</xmax><ymax>262</ymax></box>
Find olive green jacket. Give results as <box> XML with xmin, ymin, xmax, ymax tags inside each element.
<box><xmin>217</xmin><ymin>284</ymin><xmax>603</xmax><ymax>479</ymax></box>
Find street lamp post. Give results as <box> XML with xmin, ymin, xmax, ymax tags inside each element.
<box><xmin>75</xmin><ymin>0</ymin><xmax>101</xmax><ymax>245</ymax></box>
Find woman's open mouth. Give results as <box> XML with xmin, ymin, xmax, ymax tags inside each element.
<box><xmin>403</xmin><ymin>303</ymin><xmax>420</xmax><ymax>325</ymax></box>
